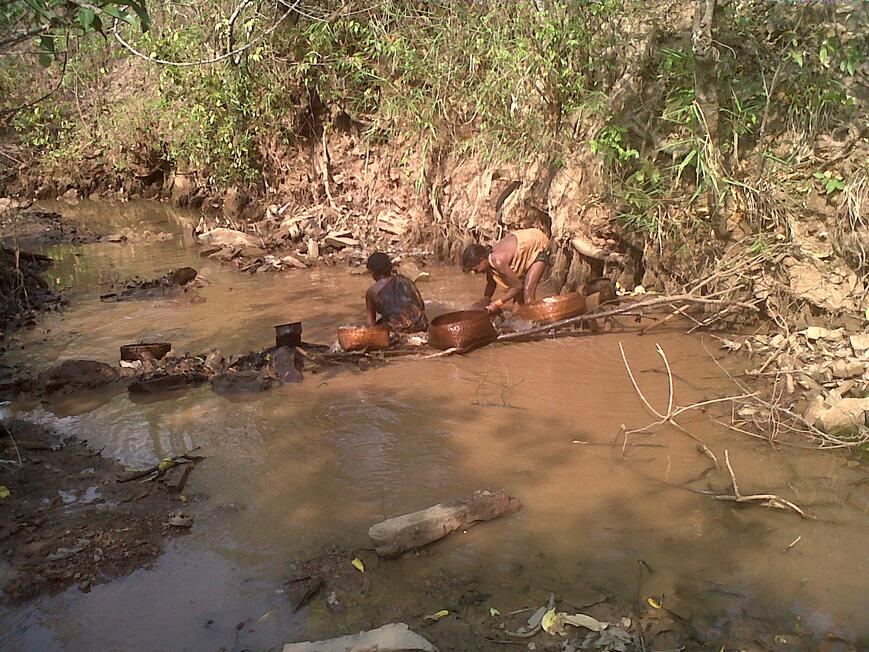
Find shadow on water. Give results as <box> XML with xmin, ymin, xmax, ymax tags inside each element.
<box><xmin>5</xmin><ymin>334</ymin><xmax>866</xmax><ymax>651</ymax></box>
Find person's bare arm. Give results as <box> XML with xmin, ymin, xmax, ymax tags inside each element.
<box><xmin>365</xmin><ymin>287</ymin><xmax>378</xmax><ymax>325</ymax></box>
<box><xmin>486</xmin><ymin>256</ymin><xmax>523</xmax><ymax>311</ymax></box>
<box><xmin>470</xmin><ymin>272</ymin><xmax>497</xmax><ymax>310</ymax></box>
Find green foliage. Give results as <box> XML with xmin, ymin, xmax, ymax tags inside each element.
<box><xmin>3</xmin><ymin>0</ymin><xmax>628</xmax><ymax>183</ymax></box>
<box><xmin>601</xmin><ymin>2</ymin><xmax>864</xmax><ymax>240</ymax></box>
<box><xmin>813</xmin><ymin>170</ymin><xmax>845</xmax><ymax>195</ymax></box>
<box><xmin>9</xmin><ymin>101</ymin><xmax>71</xmax><ymax>148</ymax></box>
<box><xmin>283</xmin><ymin>1</ymin><xmax>623</xmax><ymax>159</ymax></box>
<box><xmin>2</xmin><ymin>0</ymin><xmax>864</xmax><ymax>235</ymax></box>
<box><xmin>590</xmin><ymin>126</ymin><xmax>638</xmax><ymax>166</ymax></box>
<box><xmin>0</xmin><ymin>0</ymin><xmax>150</xmax><ymax>64</ymax></box>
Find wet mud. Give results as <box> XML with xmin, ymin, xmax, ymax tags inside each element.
<box><xmin>0</xmin><ymin>419</ymin><xmax>198</xmax><ymax>602</ymax></box>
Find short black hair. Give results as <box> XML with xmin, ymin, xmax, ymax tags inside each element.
<box><xmin>366</xmin><ymin>252</ymin><xmax>393</xmax><ymax>276</ymax></box>
<box><xmin>461</xmin><ymin>244</ymin><xmax>488</xmax><ymax>271</ymax></box>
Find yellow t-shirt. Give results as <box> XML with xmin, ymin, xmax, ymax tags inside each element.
<box><xmin>489</xmin><ymin>228</ymin><xmax>550</xmax><ymax>289</ymax></box>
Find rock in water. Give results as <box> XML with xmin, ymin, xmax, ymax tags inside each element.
<box><xmin>211</xmin><ymin>370</ymin><xmax>274</xmax><ymax>395</ymax></box>
<box><xmin>168</xmin><ymin>267</ymin><xmax>198</xmax><ymax>286</ymax></box>
<box><xmin>39</xmin><ymin>360</ymin><xmax>120</xmax><ymax>393</ymax></box>
<box><xmin>271</xmin><ymin>346</ymin><xmax>303</xmax><ymax>383</ymax></box>
<box><xmin>368</xmin><ymin>488</ymin><xmax>521</xmax><ymax>557</ymax></box>
<box><xmin>282</xmin><ymin>623</ymin><xmax>437</xmax><ymax>652</ymax></box>
<box><xmin>805</xmin><ymin>397</ymin><xmax>869</xmax><ymax>435</ymax></box>
<box><xmin>197</xmin><ymin>227</ymin><xmax>259</xmax><ymax>248</ymax></box>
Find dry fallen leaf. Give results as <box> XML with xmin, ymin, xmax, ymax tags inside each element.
<box><xmin>541</xmin><ymin>609</ymin><xmax>560</xmax><ymax>635</ymax></box>
<box><xmin>426</xmin><ymin>609</ymin><xmax>449</xmax><ymax>621</ymax></box>
<box><xmin>351</xmin><ymin>557</ymin><xmax>364</xmax><ymax>573</ymax></box>
<box><xmin>563</xmin><ymin>613</ymin><xmax>607</xmax><ymax>632</ymax></box>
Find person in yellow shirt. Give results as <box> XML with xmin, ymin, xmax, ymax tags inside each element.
<box><xmin>460</xmin><ymin>228</ymin><xmax>550</xmax><ymax>313</ymax></box>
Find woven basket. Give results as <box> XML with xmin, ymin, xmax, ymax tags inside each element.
<box><xmin>428</xmin><ymin>310</ymin><xmax>497</xmax><ymax>351</ymax></box>
<box><xmin>338</xmin><ymin>324</ymin><xmax>390</xmax><ymax>351</ymax></box>
<box><xmin>516</xmin><ymin>293</ymin><xmax>588</xmax><ymax>325</ymax></box>
<box><xmin>120</xmin><ymin>343</ymin><xmax>172</xmax><ymax>362</ymax></box>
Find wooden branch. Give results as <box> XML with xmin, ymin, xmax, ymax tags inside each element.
<box><xmin>707</xmin><ymin>450</ymin><xmax>808</xmax><ymax>518</ymax></box>
<box><xmin>619</xmin><ymin>342</ymin><xmax>664</xmax><ymax>419</ymax></box>
<box><xmin>497</xmin><ymin>293</ymin><xmax>757</xmax><ymax>343</ymax></box>
<box><xmin>116</xmin><ymin>447</ymin><xmax>203</xmax><ymax>482</ymax></box>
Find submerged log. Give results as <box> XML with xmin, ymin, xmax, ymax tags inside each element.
<box><xmin>368</xmin><ymin>488</ymin><xmax>521</xmax><ymax>558</ymax></box>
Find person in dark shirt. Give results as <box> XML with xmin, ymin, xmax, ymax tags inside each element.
<box><xmin>365</xmin><ymin>252</ymin><xmax>428</xmax><ymax>333</ymax></box>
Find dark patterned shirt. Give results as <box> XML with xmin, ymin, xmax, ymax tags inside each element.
<box><xmin>373</xmin><ymin>274</ymin><xmax>428</xmax><ymax>333</ymax></box>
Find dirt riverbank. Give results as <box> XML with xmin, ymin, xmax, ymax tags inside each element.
<box><xmin>0</xmin><ymin>418</ymin><xmax>200</xmax><ymax>602</ymax></box>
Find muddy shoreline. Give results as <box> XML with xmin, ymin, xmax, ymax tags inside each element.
<box><xmin>0</xmin><ymin>419</ymin><xmax>199</xmax><ymax>602</ymax></box>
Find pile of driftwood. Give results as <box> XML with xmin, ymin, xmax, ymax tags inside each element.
<box><xmin>0</xmin><ymin>247</ymin><xmax>59</xmax><ymax>329</ymax></box>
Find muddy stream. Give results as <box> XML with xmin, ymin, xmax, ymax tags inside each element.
<box><xmin>1</xmin><ymin>202</ymin><xmax>867</xmax><ymax>650</ymax></box>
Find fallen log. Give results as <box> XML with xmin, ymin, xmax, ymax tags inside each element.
<box><xmin>496</xmin><ymin>293</ymin><xmax>759</xmax><ymax>343</ymax></box>
<box><xmin>368</xmin><ymin>488</ymin><xmax>521</xmax><ymax>558</ymax></box>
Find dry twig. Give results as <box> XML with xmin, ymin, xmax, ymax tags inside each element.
<box><xmin>703</xmin><ymin>450</ymin><xmax>809</xmax><ymax>519</ymax></box>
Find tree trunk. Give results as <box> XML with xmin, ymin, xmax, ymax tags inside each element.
<box><xmin>692</xmin><ymin>0</ymin><xmax>727</xmax><ymax>239</ymax></box>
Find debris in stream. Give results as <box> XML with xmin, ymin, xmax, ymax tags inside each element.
<box><xmin>39</xmin><ymin>359</ymin><xmax>122</xmax><ymax>394</ymax></box>
<box><xmin>126</xmin><ymin>343</ymin><xmax>372</xmax><ymax>400</ymax></box>
<box><xmin>120</xmin><ymin>342</ymin><xmax>172</xmax><ymax>363</ymax></box>
<box><xmin>0</xmin><ymin>419</ymin><xmax>197</xmax><ymax>601</ymax></box>
<box><xmin>101</xmin><ymin>227</ymin><xmax>173</xmax><ymax>244</ymax></box>
<box><xmin>193</xmin><ymin>208</ymin><xmax>434</xmax><ymax>275</ymax></box>
<box><xmin>284</xmin><ymin>549</ymin><xmax>379</xmax><ymax>615</ymax></box>
<box><xmin>167</xmin><ymin>512</ymin><xmax>193</xmax><ymax>528</ymax></box>
<box><xmin>368</xmin><ymin>488</ymin><xmax>522</xmax><ymax>558</ymax></box>
<box><xmin>116</xmin><ymin>446</ymin><xmax>204</xmax><ymax>486</ymax></box>
<box><xmin>0</xmin><ymin>246</ymin><xmax>63</xmax><ymax>332</ymax></box>
<box><xmin>211</xmin><ymin>369</ymin><xmax>275</xmax><ymax>394</ymax></box>
<box><xmin>99</xmin><ymin>266</ymin><xmax>201</xmax><ymax>302</ymax></box>
<box><xmin>0</xmin><ymin>204</ymin><xmax>100</xmax><ymax>247</ymax></box>
<box><xmin>716</xmin><ymin>326</ymin><xmax>869</xmax><ymax>444</ymax></box>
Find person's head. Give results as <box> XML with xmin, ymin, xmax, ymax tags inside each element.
<box><xmin>461</xmin><ymin>244</ymin><xmax>490</xmax><ymax>274</ymax></box>
<box><xmin>366</xmin><ymin>252</ymin><xmax>393</xmax><ymax>280</ymax></box>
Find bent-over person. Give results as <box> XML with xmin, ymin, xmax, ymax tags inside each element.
<box><xmin>460</xmin><ymin>227</ymin><xmax>550</xmax><ymax>313</ymax></box>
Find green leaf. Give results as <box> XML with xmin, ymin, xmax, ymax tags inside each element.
<box><xmin>127</xmin><ymin>0</ymin><xmax>151</xmax><ymax>31</ymax></box>
<box><xmin>675</xmin><ymin>148</ymin><xmax>697</xmax><ymax>181</ymax></box>
<box><xmin>100</xmin><ymin>4</ymin><xmax>124</xmax><ymax>20</ymax></box>
<box><xmin>37</xmin><ymin>35</ymin><xmax>54</xmax><ymax>66</ymax></box>
<box><xmin>77</xmin><ymin>7</ymin><xmax>95</xmax><ymax>29</ymax></box>
<box><xmin>824</xmin><ymin>178</ymin><xmax>845</xmax><ymax>194</ymax></box>
<box><xmin>819</xmin><ymin>46</ymin><xmax>830</xmax><ymax>67</ymax></box>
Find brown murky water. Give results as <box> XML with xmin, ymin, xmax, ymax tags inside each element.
<box><xmin>1</xmin><ymin>201</ymin><xmax>867</xmax><ymax>650</ymax></box>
